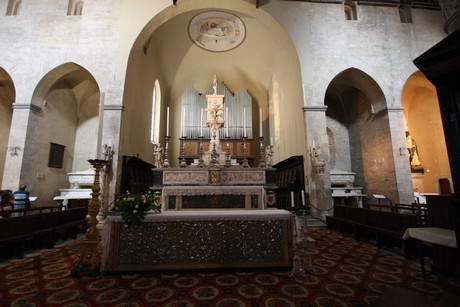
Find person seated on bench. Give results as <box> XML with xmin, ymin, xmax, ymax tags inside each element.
<box><xmin>12</xmin><ymin>184</ymin><xmax>30</xmax><ymax>217</ymax></box>
<box><xmin>0</xmin><ymin>189</ymin><xmax>14</xmax><ymax>217</ymax></box>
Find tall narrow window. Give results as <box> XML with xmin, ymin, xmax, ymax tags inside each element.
<box><xmin>398</xmin><ymin>5</ymin><xmax>412</xmax><ymax>23</ymax></box>
<box><xmin>6</xmin><ymin>0</ymin><xmax>21</xmax><ymax>16</ymax></box>
<box><xmin>67</xmin><ymin>0</ymin><xmax>83</xmax><ymax>16</ymax></box>
<box><xmin>151</xmin><ymin>80</ymin><xmax>161</xmax><ymax>144</ymax></box>
<box><xmin>344</xmin><ymin>0</ymin><xmax>357</xmax><ymax>21</ymax></box>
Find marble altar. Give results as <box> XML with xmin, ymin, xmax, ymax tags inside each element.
<box><xmin>152</xmin><ymin>167</ymin><xmax>276</xmax><ymax>210</ymax></box>
<box><xmin>104</xmin><ymin>75</ymin><xmax>292</xmax><ymax>272</ymax></box>
<box><xmin>101</xmin><ymin>210</ymin><xmax>293</xmax><ymax>272</ymax></box>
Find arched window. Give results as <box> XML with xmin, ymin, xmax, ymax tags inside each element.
<box><xmin>67</xmin><ymin>0</ymin><xmax>83</xmax><ymax>16</ymax></box>
<box><xmin>344</xmin><ymin>0</ymin><xmax>357</xmax><ymax>21</ymax></box>
<box><xmin>151</xmin><ymin>80</ymin><xmax>161</xmax><ymax>144</ymax></box>
<box><xmin>398</xmin><ymin>5</ymin><xmax>412</xmax><ymax>23</ymax></box>
<box><xmin>6</xmin><ymin>0</ymin><xmax>21</xmax><ymax>16</ymax></box>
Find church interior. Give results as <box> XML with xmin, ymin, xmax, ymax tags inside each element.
<box><xmin>1</xmin><ymin>0</ymin><xmax>460</xmax><ymax>305</ymax></box>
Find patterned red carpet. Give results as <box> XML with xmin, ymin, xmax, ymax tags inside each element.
<box><xmin>1</xmin><ymin>228</ymin><xmax>459</xmax><ymax>306</ymax></box>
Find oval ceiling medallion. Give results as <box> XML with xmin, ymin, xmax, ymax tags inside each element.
<box><xmin>188</xmin><ymin>11</ymin><xmax>246</xmax><ymax>52</ymax></box>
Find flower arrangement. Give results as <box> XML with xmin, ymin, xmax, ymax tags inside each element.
<box><xmin>111</xmin><ymin>191</ymin><xmax>161</xmax><ymax>225</ymax></box>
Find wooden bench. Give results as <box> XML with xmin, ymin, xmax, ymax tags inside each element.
<box><xmin>365</xmin><ymin>203</ymin><xmax>429</xmax><ymax>226</ymax></box>
<box><xmin>0</xmin><ymin>207</ymin><xmax>88</xmax><ymax>258</ymax></box>
<box><xmin>0</xmin><ymin>205</ymin><xmax>64</xmax><ymax>218</ymax></box>
<box><xmin>42</xmin><ymin>206</ymin><xmax>88</xmax><ymax>244</ymax></box>
<box><xmin>326</xmin><ymin>205</ymin><xmax>418</xmax><ymax>248</ymax></box>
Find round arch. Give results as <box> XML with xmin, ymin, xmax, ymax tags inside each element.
<box><xmin>325</xmin><ymin>67</ymin><xmax>403</xmax><ymax>203</ymax></box>
<box><xmin>22</xmin><ymin>62</ymin><xmax>101</xmax><ymax>206</ymax></box>
<box><xmin>402</xmin><ymin>71</ymin><xmax>452</xmax><ymax>194</ymax></box>
<box><xmin>0</xmin><ymin>67</ymin><xmax>15</xmax><ymax>188</ymax></box>
<box><xmin>121</xmin><ymin>0</ymin><xmax>304</xmax><ymax>166</ymax></box>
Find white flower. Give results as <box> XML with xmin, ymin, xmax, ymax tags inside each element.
<box><xmin>133</xmin><ymin>209</ymin><xmax>137</xmax><ymax>213</ymax></box>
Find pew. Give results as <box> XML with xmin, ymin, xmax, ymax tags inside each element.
<box><xmin>0</xmin><ymin>207</ymin><xmax>88</xmax><ymax>259</ymax></box>
<box><xmin>0</xmin><ymin>205</ymin><xmax>63</xmax><ymax>218</ymax></box>
<box><xmin>326</xmin><ymin>205</ymin><xmax>418</xmax><ymax>248</ymax></box>
<box><xmin>365</xmin><ymin>203</ymin><xmax>429</xmax><ymax>226</ymax></box>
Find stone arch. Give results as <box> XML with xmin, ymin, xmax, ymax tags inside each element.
<box><xmin>24</xmin><ymin>62</ymin><xmax>100</xmax><ymax>205</ymax></box>
<box><xmin>398</xmin><ymin>4</ymin><xmax>412</xmax><ymax>23</ymax></box>
<box><xmin>122</xmin><ymin>1</ymin><xmax>303</xmax><ymax>167</ymax></box>
<box><xmin>344</xmin><ymin>0</ymin><xmax>357</xmax><ymax>20</ymax></box>
<box><xmin>325</xmin><ymin>67</ymin><xmax>400</xmax><ymax>202</ymax></box>
<box><xmin>0</xmin><ymin>67</ymin><xmax>15</xmax><ymax>188</ymax></box>
<box><xmin>402</xmin><ymin>71</ymin><xmax>451</xmax><ymax>194</ymax></box>
<box><xmin>67</xmin><ymin>0</ymin><xmax>83</xmax><ymax>16</ymax></box>
<box><xmin>6</xmin><ymin>0</ymin><xmax>21</xmax><ymax>16</ymax></box>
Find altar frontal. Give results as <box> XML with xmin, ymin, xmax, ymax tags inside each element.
<box><xmin>102</xmin><ymin>210</ymin><xmax>292</xmax><ymax>272</ymax></box>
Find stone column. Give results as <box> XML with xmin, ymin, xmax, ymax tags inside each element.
<box><xmin>387</xmin><ymin>107</ymin><xmax>414</xmax><ymax>204</ymax></box>
<box><xmin>438</xmin><ymin>0</ymin><xmax>460</xmax><ymax>33</ymax></box>
<box><xmin>2</xmin><ymin>103</ymin><xmax>41</xmax><ymax>191</ymax></box>
<box><xmin>303</xmin><ymin>106</ymin><xmax>332</xmax><ymax>218</ymax></box>
<box><xmin>102</xmin><ymin>105</ymin><xmax>123</xmax><ymax>214</ymax></box>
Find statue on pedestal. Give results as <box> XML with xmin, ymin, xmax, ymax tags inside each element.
<box><xmin>265</xmin><ymin>145</ymin><xmax>274</xmax><ymax>167</ymax></box>
<box><xmin>153</xmin><ymin>143</ymin><xmax>164</xmax><ymax>169</ymax></box>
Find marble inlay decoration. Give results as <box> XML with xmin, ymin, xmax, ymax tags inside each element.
<box><xmin>101</xmin><ymin>211</ymin><xmax>292</xmax><ymax>272</ymax></box>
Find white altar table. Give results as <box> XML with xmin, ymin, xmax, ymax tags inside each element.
<box><xmin>162</xmin><ymin>185</ymin><xmax>266</xmax><ymax>210</ymax></box>
<box><xmin>403</xmin><ymin>227</ymin><xmax>457</xmax><ymax>279</ymax></box>
<box><xmin>101</xmin><ymin>210</ymin><xmax>293</xmax><ymax>272</ymax></box>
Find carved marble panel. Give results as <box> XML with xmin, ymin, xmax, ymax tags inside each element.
<box><xmin>101</xmin><ymin>211</ymin><xmax>292</xmax><ymax>272</ymax></box>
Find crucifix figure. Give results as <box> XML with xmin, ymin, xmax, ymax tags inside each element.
<box><xmin>206</xmin><ymin>76</ymin><xmax>225</xmax><ymax>155</ymax></box>
<box><xmin>212</xmin><ymin>74</ymin><xmax>217</xmax><ymax>95</ymax></box>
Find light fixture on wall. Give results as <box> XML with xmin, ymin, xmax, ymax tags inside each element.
<box><xmin>8</xmin><ymin>146</ymin><xmax>22</xmax><ymax>156</ymax></box>
<box><xmin>399</xmin><ymin>147</ymin><xmax>407</xmax><ymax>156</ymax></box>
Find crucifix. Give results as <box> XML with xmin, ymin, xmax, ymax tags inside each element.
<box><xmin>205</xmin><ymin>75</ymin><xmax>226</xmax><ymax>163</ymax></box>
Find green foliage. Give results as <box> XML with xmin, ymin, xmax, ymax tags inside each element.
<box><xmin>111</xmin><ymin>191</ymin><xmax>161</xmax><ymax>225</ymax></box>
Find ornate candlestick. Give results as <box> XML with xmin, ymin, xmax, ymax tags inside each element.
<box><xmin>241</xmin><ymin>137</ymin><xmax>250</xmax><ymax>168</ymax></box>
<box><xmin>197</xmin><ymin>136</ymin><xmax>205</xmax><ymax>167</ymax></box>
<box><xmin>258</xmin><ymin>136</ymin><xmax>266</xmax><ymax>168</ymax></box>
<box><xmin>225</xmin><ymin>136</ymin><xmax>232</xmax><ymax>167</ymax></box>
<box><xmin>180</xmin><ymin>136</ymin><xmax>187</xmax><ymax>167</ymax></box>
<box><xmin>162</xmin><ymin>136</ymin><xmax>170</xmax><ymax>168</ymax></box>
<box><xmin>71</xmin><ymin>158</ymin><xmax>106</xmax><ymax>276</ymax></box>
<box><xmin>210</xmin><ymin>125</ymin><xmax>218</xmax><ymax>165</ymax></box>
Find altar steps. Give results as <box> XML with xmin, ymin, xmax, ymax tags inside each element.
<box><xmin>303</xmin><ymin>215</ymin><xmax>327</xmax><ymax>228</ymax></box>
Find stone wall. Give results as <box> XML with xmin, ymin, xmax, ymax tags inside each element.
<box><xmin>0</xmin><ymin>0</ymin><xmax>447</xmax><ymax>206</ymax></box>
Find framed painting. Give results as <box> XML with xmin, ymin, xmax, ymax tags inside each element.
<box><xmin>48</xmin><ymin>142</ymin><xmax>65</xmax><ymax>168</ymax></box>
